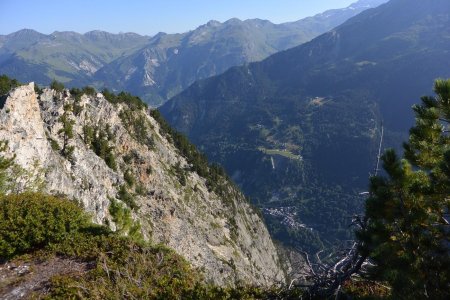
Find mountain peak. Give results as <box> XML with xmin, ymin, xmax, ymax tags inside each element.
<box><xmin>50</xmin><ymin>30</ymin><xmax>82</xmax><ymax>38</ymax></box>
<box><xmin>349</xmin><ymin>0</ymin><xmax>390</xmax><ymax>9</ymax></box>
<box><xmin>84</xmin><ymin>30</ymin><xmax>113</xmax><ymax>37</ymax></box>
<box><xmin>8</xmin><ymin>28</ymin><xmax>42</xmax><ymax>36</ymax></box>
<box><xmin>224</xmin><ymin>17</ymin><xmax>243</xmax><ymax>25</ymax></box>
<box><xmin>160</xmin><ymin>0</ymin><xmax>450</xmax><ymax>255</ymax></box>
<box><xmin>6</xmin><ymin>29</ymin><xmax>46</xmax><ymax>41</ymax></box>
<box><xmin>245</xmin><ymin>18</ymin><xmax>274</xmax><ymax>27</ymax></box>
<box><xmin>1</xmin><ymin>1</ymin><xmax>391</xmax><ymax>106</ymax></box>
<box><xmin>206</xmin><ymin>20</ymin><xmax>221</xmax><ymax>27</ymax></box>
<box><xmin>84</xmin><ymin>30</ymin><xmax>146</xmax><ymax>39</ymax></box>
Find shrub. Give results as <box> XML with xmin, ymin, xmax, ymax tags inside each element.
<box><xmin>173</xmin><ymin>161</ymin><xmax>187</xmax><ymax>186</ymax></box>
<box><xmin>34</xmin><ymin>83</ymin><xmax>43</xmax><ymax>95</ymax></box>
<box><xmin>124</xmin><ymin>169</ymin><xmax>135</xmax><ymax>187</ymax></box>
<box><xmin>117</xmin><ymin>185</ymin><xmax>138</xmax><ymax>210</ymax></box>
<box><xmin>0</xmin><ymin>140</ymin><xmax>15</xmax><ymax>193</ymax></box>
<box><xmin>119</xmin><ymin>107</ymin><xmax>154</xmax><ymax>148</ymax></box>
<box><xmin>50</xmin><ymin>80</ymin><xmax>65</xmax><ymax>93</ymax></box>
<box><xmin>0</xmin><ymin>192</ymin><xmax>207</xmax><ymax>299</ymax></box>
<box><xmin>48</xmin><ymin>137</ymin><xmax>60</xmax><ymax>151</ymax></box>
<box><xmin>69</xmin><ymin>87</ymin><xmax>81</xmax><ymax>97</ymax></box>
<box><xmin>0</xmin><ymin>192</ymin><xmax>302</xmax><ymax>299</ymax></box>
<box><xmin>102</xmin><ymin>89</ymin><xmax>147</xmax><ymax>111</ymax></box>
<box><xmin>109</xmin><ymin>198</ymin><xmax>142</xmax><ymax>242</ymax></box>
<box><xmin>135</xmin><ymin>183</ymin><xmax>147</xmax><ymax>196</ymax></box>
<box><xmin>0</xmin><ymin>193</ymin><xmax>89</xmax><ymax>260</ymax></box>
<box><xmin>84</xmin><ymin>124</ymin><xmax>117</xmax><ymax>170</ymax></box>
<box><xmin>0</xmin><ymin>74</ymin><xmax>20</xmax><ymax>95</ymax></box>
<box><xmin>82</xmin><ymin>86</ymin><xmax>96</xmax><ymax>96</ymax></box>
<box><xmin>58</xmin><ymin>104</ymin><xmax>75</xmax><ymax>161</ymax></box>
<box><xmin>72</xmin><ymin>98</ymin><xmax>83</xmax><ymax>116</ymax></box>
<box><xmin>83</xmin><ymin>124</ymin><xmax>95</xmax><ymax>145</ymax></box>
<box><xmin>48</xmin><ymin>241</ymin><xmax>203</xmax><ymax>299</ymax></box>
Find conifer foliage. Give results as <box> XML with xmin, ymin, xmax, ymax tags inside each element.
<box><xmin>0</xmin><ymin>141</ymin><xmax>15</xmax><ymax>193</ymax></box>
<box><xmin>58</xmin><ymin>104</ymin><xmax>75</xmax><ymax>161</ymax></box>
<box><xmin>358</xmin><ymin>79</ymin><xmax>450</xmax><ymax>299</ymax></box>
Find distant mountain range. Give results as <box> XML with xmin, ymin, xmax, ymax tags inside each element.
<box><xmin>0</xmin><ymin>30</ymin><xmax>149</xmax><ymax>86</ymax></box>
<box><xmin>0</xmin><ymin>0</ymin><xmax>388</xmax><ymax>106</ymax></box>
<box><xmin>160</xmin><ymin>0</ymin><xmax>450</xmax><ymax>252</ymax></box>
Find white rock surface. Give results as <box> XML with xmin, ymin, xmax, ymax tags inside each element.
<box><xmin>0</xmin><ymin>83</ymin><xmax>286</xmax><ymax>286</ymax></box>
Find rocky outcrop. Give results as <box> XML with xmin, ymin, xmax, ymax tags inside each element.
<box><xmin>0</xmin><ymin>83</ymin><xmax>285</xmax><ymax>286</ymax></box>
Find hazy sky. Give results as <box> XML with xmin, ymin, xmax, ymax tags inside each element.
<box><xmin>0</xmin><ymin>0</ymin><xmax>357</xmax><ymax>35</ymax></box>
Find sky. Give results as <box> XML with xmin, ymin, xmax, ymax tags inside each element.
<box><xmin>0</xmin><ymin>0</ymin><xmax>357</xmax><ymax>36</ymax></box>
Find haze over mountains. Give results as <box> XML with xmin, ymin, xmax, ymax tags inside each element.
<box><xmin>0</xmin><ymin>0</ymin><xmax>387</xmax><ymax>106</ymax></box>
<box><xmin>160</xmin><ymin>0</ymin><xmax>450</xmax><ymax>251</ymax></box>
<box><xmin>1</xmin><ymin>0</ymin><xmax>449</xmax><ymax>297</ymax></box>
<box><xmin>0</xmin><ymin>30</ymin><xmax>149</xmax><ymax>85</ymax></box>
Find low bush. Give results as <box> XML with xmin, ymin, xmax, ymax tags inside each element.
<box><xmin>49</xmin><ymin>242</ymin><xmax>202</xmax><ymax>299</ymax></box>
<box><xmin>0</xmin><ymin>193</ymin><xmax>206</xmax><ymax>299</ymax></box>
<box><xmin>117</xmin><ymin>184</ymin><xmax>138</xmax><ymax>210</ymax></box>
<box><xmin>83</xmin><ymin>123</ymin><xmax>117</xmax><ymax>170</ymax></box>
<box><xmin>0</xmin><ymin>74</ymin><xmax>20</xmax><ymax>95</ymax></box>
<box><xmin>0</xmin><ymin>193</ymin><xmax>304</xmax><ymax>299</ymax></box>
<box><xmin>102</xmin><ymin>89</ymin><xmax>147</xmax><ymax>111</ymax></box>
<box><xmin>50</xmin><ymin>80</ymin><xmax>65</xmax><ymax>93</ymax></box>
<box><xmin>0</xmin><ymin>193</ymin><xmax>89</xmax><ymax>260</ymax></box>
<box><xmin>109</xmin><ymin>198</ymin><xmax>143</xmax><ymax>242</ymax></box>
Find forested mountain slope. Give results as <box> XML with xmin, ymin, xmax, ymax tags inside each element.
<box><xmin>93</xmin><ymin>0</ymin><xmax>387</xmax><ymax>106</ymax></box>
<box><xmin>0</xmin><ymin>79</ymin><xmax>285</xmax><ymax>286</ymax></box>
<box><xmin>0</xmin><ymin>30</ymin><xmax>149</xmax><ymax>85</ymax></box>
<box><xmin>161</xmin><ymin>0</ymin><xmax>450</xmax><ymax>252</ymax></box>
<box><xmin>0</xmin><ymin>0</ymin><xmax>387</xmax><ymax>106</ymax></box>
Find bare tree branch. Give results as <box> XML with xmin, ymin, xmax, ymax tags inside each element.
<box><xmin>290</xmin><ymin>215</ymin><xmax>371</xmax><ymax>298</ymax></box>
<box><xmin>375</xmin><ymin>122</ymin><xmax>384</xmax><ymax>176</ymax></box>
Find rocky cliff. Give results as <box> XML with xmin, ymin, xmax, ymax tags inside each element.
<box><xmin>0</xmin><ymin>83</ymin><xmax>285</xmax><ymax>286</ymax></box>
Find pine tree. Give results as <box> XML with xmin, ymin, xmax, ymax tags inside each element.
<box><xmin>0</xmin><ymin>141</ymin><xmax>15</xmax><ymax>193</ymax></box>
<box><xmin>0</xmin><ymin>75</ymin><xmax>20</xmax><ymax>95</ymax></box>
<box><xmin>58</xmin><ymin>104</ymin><xmax>75</xmax><ymax>160</ymax></box>
<box><xmin>358</xmin><ymin>79</ymin><xmax>450</xmax><ymax>299</ymax></box>
<box><xmin>50</xmin><ymin>79</ymin><xmax>65</xmax><ymax>93</ymax></box>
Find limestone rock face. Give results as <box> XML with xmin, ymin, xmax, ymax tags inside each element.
<box><xmin>0</xmin><ymin>83</ymin><xmax>49</xmax><ymax>166</ymax></box>
<box><xmin>0</xmin><ymin>83</ymin><xmax>286</xmax><ymax>286</ymax></box>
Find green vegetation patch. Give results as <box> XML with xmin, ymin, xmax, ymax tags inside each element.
<box><xmin>357</xmin><ymin>79</ymin><xmax>450</xmax><ymax>299</ymax></box>
<box><xmin>83</xmin><ymin>123</ymin><xmax>117</xmax><ymax>170</ymax></box>
<box><xmin>0</xmin><ymin>192</ymin><xmax>302</xmax><ymax>299</ymax></box>
<box><xmin>258</xmin><ymin>147</ymin><xmax>302</xmax><ymax>160</ymax></box>
<box><xmin>0</xmin><ymin>193</ymin><xmax>89</xmax><ymax>260</ymax></box>
<box><xmin>102</xmin><ymin>89</ymin><xmax>147</xmax><ymax>111</ymax></box>
<box><xmin>0</xmin><ymin>193</ymin><xmax>207</xmax><ymax>299</ymax></box>
<box><xmin>50</xmin><ymin>80</ymin><xmax>65</xmax><ymax>93</ymax></box>
<box><xmin>0</xmin><ymin>74</ymin><xmax>21</xmax><ymax>95</ymax></box>
<box><xmin>150</xmin><ymin>109</ymin><xmax>237</xmax><ymax>201</ymax></box>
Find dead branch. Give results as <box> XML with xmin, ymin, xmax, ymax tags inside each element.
<box><xmin>375</xmin><ymin>122</ymin><xmax>384</xmax><ymax>176</ymax></box>
<box><xmin>291</xmin><ymin>215</ymin><xmax>370</xmax><ymax>299</ymax></box>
